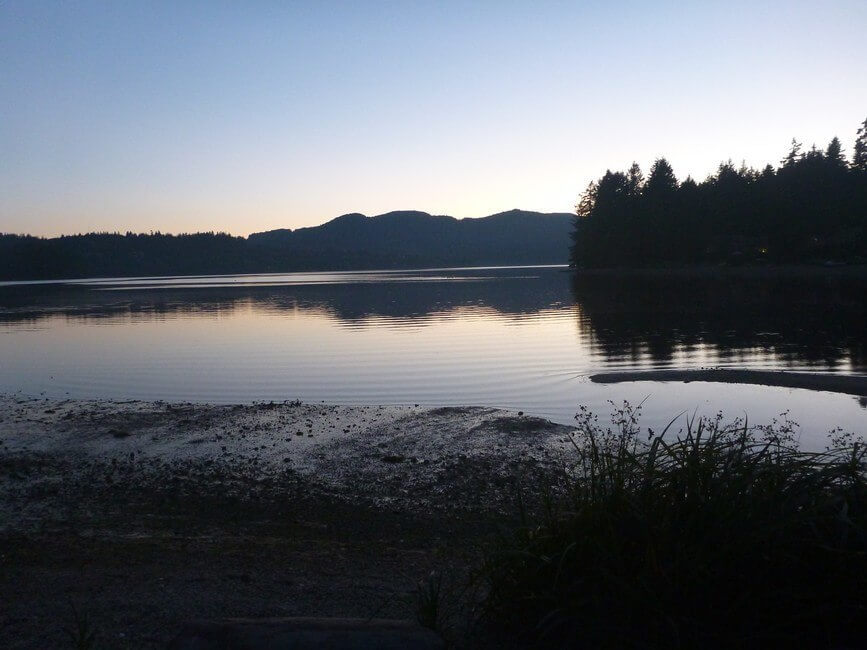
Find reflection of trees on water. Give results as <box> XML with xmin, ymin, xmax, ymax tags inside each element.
<box><xmin>2</xmin><ymin>269</ymin><xmax>865</xmax><ymax>373</ymax></box>
<box><xmin>571</xmin><ymin>271</ymin><xmax>867</xmax><ymax>372</ymax></box>
<box><xmin>0</xmin><ymin>270</ymin><xmax>575</xmax><ymax>326</ymax></box>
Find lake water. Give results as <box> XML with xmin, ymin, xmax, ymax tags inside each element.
<box><xmin>1</xmin><ymin>265</ymin><xmax>865</xmax><ymax>448</ymax></box>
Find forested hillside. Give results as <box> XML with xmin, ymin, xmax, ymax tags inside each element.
<box><xmin>0</xmin><ymin>209</ymin><xmax>572</xmax><ymax>281</ymax></box>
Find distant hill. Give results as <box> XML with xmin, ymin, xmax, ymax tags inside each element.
<box><xmin>248</xmin><ymin>209</ymin><xmax>574</xmax><ymax>269</ymax></box>
<box><xmin>0</xmin><ymin>209</ymin><xmax>573</xmax><ymax>281</ymax></box>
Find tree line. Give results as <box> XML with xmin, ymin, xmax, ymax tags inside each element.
<box><xmin>0</xmin><ymin>210</ymin><xmax>573</xmax><ymax>281</ymax></box>
<box><xmin>570</xmin><ymin>117</ymin><xmax>867</xmax><ymax>267</ymax></box>
<box><xmin>0</xmin><ymin>231</ymin><xmax>254</xmax><ymax>280</ymax></box>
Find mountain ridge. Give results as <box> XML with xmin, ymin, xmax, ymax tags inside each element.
<box><xmin>248</xmin><ymin>208</ymin><xmax>570</xmax><ymax>237</ymax></box>
<box><xmin>0</xmin><ymin>209</ymin><xmax>574</xmax><ymax>281</ymax></box>
<box><xmin>245</xmin><ymin>208</ymin><xmax>573</xmax><ymax>268</ymax></box>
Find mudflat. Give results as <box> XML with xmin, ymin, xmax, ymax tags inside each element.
<box><xmin>0</xmin><ymin>395</ymin><xmax>575</xmax><ymax>649</ymax></box>
<box><xmin>590</xmin><ymin>368</ymin><xmax>867</xmax><ymax>397</ymax></box>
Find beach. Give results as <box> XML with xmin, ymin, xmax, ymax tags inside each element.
<box><xmin>0</xmin><ymin>394</ymin><xmax>574</xmax><ymax>648</ymax></box>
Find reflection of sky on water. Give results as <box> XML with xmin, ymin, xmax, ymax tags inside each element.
<box><xmin>0</xmin><ymin>267</ymin><xmax>864</xmax><ymax>448</ymax></box>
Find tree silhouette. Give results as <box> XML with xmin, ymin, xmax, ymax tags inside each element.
<box><xmin>781</xmin><ymin>139</ymin><xmax>803</xmax><ymax>168</ymax></box>
<box><xmin>826</xmin><ymin>137</ymin><xmax>845</xmax><ymax>167</ymax></box>
<box><xmin>855</xmin><ymin>118</ymin><xmax>867</xmax><ymax>172</ymax></box>
<box><xmin>571</xmin><ymin>117</ymin><xmax>867</xmax><ymax>268</ymax></box>
<box><xmin>626</xmin><ymin>162</ymin><xmax>644</xmax><ymax>197</ymax></box>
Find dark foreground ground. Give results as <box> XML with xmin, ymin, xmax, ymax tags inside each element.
<box><xmin>0</xmin><ymin>396</ymin><xmax>574</xmax><ymax>649</ymax></box>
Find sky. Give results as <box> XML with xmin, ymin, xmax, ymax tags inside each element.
<box><xmin>2</xmin><ymin>1</ymin><xmax>866</xmax><ymax>237</ymax></box>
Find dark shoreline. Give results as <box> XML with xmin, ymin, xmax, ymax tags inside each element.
<box><xmin>3</xmin><ymin>261</ymin><xmax>867</xmax><ymax>285</ymax></box>
<box><xmin>572</xmin><ymin>263</ymin><xmax>867</xmax><ymax>278</ymax></box>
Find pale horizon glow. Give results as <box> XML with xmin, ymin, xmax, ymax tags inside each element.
<box><xmin>2</xmin><ymin>1</ymin><xmax>866</xmax><ymax>237</ymax></box>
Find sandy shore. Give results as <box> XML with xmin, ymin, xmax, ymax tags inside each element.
<box><xmin>590</xmin><ymin>369</ymin><xmax>867</xmax><ymax>397</ymax></box>
<box><xmin>0</xmin><ymin>394</ymin><xmax>575</xmax><ymax>649</ymax></box>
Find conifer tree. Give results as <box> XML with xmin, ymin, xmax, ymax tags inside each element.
<box><xmin>854</xmin><ymin>117</ymin><xmax>867</xmax><ymax>172</ymax></box>
<box><xmin>826</xmin><ymin>137</ymin><xmax>846</xmax><ymax>167</ymax></box>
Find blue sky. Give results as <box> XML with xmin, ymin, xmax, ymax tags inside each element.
<box><xmin>2</xmin><ymin>1</ymin><xmax>866</xmax><ymax>236</ymax></box>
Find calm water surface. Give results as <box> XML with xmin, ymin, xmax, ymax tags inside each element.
<box><xmin>1</xmin><ymin>266</ymin><xmax>864</xmax><ymax>447</ymax></box>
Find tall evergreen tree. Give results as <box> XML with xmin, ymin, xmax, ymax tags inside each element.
<box><xmin>575</xmin><ymin>181</ymin><xmax>597</xmax><ymax>218</ymax></box>
<box><xmin>642</xmin><ymin>159</ymin><xmax>679</xmax><ymax>262</ymax></box>
<box><xmin>826</xmin><ymin>137</ymin><xmax>846</xmax><ymax>167</ymax></box>
<box><xmin>805</xmin><ymin>144</ymin><xmax>824</xmax><ymax>163</ymax></box>
<box><xmin>571</xmin><ymin>181</ymin><xmax>597</xmax><ymax>266</ymax></box>
<box><xmin>781</xmin><ymin>139</ymin><xmax>803</xmax><ymax>168</ymax></box>
<box><xmin>854</xmin><ymin>117</ymin><xmax>867</xmax><ymax>172</ymax></box>
<box><xmin>644</xmin><ymin>158</ymin><xmax>678</xmax><ymax>195</ymax></box>
<box><xmin>626</xmin><ymin>162</ymin><xmax>644</xmax><ymax>197</ymax></box>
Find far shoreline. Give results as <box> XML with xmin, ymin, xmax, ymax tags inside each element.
<box><xmin>0</xmin><ymin>263</ymin><xmax>569</xmax><ymax>286</ymax></box>
<box><xmin>572</xmin><ymin>262</ymin><xmax>867</xmax><ymax>278</ymax></box>
<box><xmin>5</xmin><ymin>261</ymin><xmax>867</xmax><ymax>285</ymax></box>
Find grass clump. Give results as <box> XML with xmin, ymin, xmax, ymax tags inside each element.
<box><xmin>63</xmin><ymin>602</ymin><xmax>98</xmax><ymax>650</ymax></box>
<box><xmin>480</xmin><ymin>403</ymin><xmax>867</xmax><ymax>649</ymax></box>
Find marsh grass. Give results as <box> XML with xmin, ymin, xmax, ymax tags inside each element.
<box><xmin>63</xmin><ymin>602</ymin><xmax>98</xmax><ymax>650</ymax></box>
<box><xmin>480</xmin><ymin>402</ymin><xmax>867</xmax><ymax>649</ymax></box>
<box><xmin>415</xmin><ymin>571</ymin><xmax>444</xmax><ymax>631</ymax></box>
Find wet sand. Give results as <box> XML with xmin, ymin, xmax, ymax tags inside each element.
<box><xmin>590</xmin><ymin>369</ymin><xmax>867</xmax><ymax>397</ymax></box>
<box><xmin>0</xmin><ymin>395</ymin><xmax>575</xmax><ymax>649</ymax></box>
